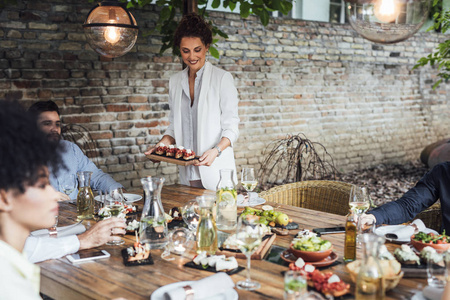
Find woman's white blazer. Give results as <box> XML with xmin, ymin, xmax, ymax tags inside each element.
<box><xmin>165</xmin><ymin>62</ymin><xmax>240</xmax><ymax>190</ymax></box>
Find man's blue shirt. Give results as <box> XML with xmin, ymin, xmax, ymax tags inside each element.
<box><xmin>49</xmin><ymin>140</ymin><xmax>123</xmax><ymax>199</ymax></box>
<box><xmin>369</xmin><ymin>162</ymin><xmax>450</xmax><ymax>232</ymax></box>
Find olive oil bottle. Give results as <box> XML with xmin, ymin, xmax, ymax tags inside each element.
<box><xmin>344</xmin><ymin>209</ymin><xmax>357</xmax><ymax>262</ymax></box>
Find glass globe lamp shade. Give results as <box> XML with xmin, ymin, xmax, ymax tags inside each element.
<box><xmin>345</xmin><ymin>0</ymin><xmax>431</xmax><ymax>44</ymax></box>
<box><xmin>83</xmin><ymin>1</ymin><xmax>138</xmax><ymax>58</ymax></box>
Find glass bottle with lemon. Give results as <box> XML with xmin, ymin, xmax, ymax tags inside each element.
<box><xmin>216</xmin><ymin>169</ymin><xmax>237</xmax><ymax>230</ymax></box>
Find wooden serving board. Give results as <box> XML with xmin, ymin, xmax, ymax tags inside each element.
<box><xmin>216</xmin><ymin>234</ymin><xmax>277</xmax><ymax>260</ymax></box>
<box><xmin>146</xmin><ymin>153</ymin><xmax>200</xmax><ymax>166</ymax></box>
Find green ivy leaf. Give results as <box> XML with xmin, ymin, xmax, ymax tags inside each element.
<box><xmin>212</xmin><ymin>0</ymin><xmax>221</xmax><ymax>8</ymax></box>
<box><xmin>209</xmin><ymin>46</ymin><xmax>220</xmax><ymax>59</ymax></box>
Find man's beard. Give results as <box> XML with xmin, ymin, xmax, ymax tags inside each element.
<box><xmin>47</xmin><ymin>133</ymin><xmax>61</xmax><ymax>147</ymax></box>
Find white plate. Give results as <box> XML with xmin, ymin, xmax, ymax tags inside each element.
<box><xmin>94</xmin><ymin>193</ymin><xmax>142</xmax><ymax>203</ymax></box>
<box><xmin>374</xmin><ymin>225</ymin><xmax>439</xmax><ymax>243</ymax></box>
<box><xmin>150</xmin><ymin>281</ymin><xmax>238</xmax><ymax>300</ymax></box>
<box><xmin>237</xmin><ymin>193</ymin><xmax>266</xmax><ymax>207</ymax></box>
<box><xmin>411</xmin><ymin>292</ymin><xmax>426</xmax><ymax>300</ymax></box>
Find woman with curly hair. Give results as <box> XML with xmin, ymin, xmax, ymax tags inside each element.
<box><xmin>146</xmin><ymin>13</ymin><xmax>240</xmax><ymax>190</ymax></box>
<box><xmin>0</xmin><ymin>100</ymin><xmax>61</xmax><ymax>299</ymax></box>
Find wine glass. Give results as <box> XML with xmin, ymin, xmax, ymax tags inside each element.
<box><xmin>349</xmin><ymin>186</ymin><xmax>370</xmax><ymax>244</ymax></box>
<box><xmin>241</xmin><ymin>167</ymin><xmax>257</xmax><ymax>204</ymax></box>
<box><xmin>59</xmin><ymin>174</ymin><xmax>78</xmax><ymax>198</ymax></box>
<box><xmin>182</xmin><ymin>199</ymin><xmax>200</xmax><ymax>232</ymax></box>
<box><xmin>104</xmin><ymin>188</ymin><xmax>126</xmax><ymax>245</ymax></box>
<box><xmin>235</xmin><ymin>215</ymin><xmax>264</xmax><ymax>291</ymax></box>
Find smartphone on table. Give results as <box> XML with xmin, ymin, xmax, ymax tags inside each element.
<box><xmin>66</xmin><ymin>250</ymin><xmax>110</xmax><ymax>264</ymax></box>
<box><xmin>313</xmin><ymin>227</ymin><xmax>346</xmax><ymax>235</ymax></box>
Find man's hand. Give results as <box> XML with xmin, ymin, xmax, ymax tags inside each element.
<box><xmin>195</xmin><ymin>148</ymin><xmax>218</xmax><ymax>166</ymax></box>
<box><xmin>360</xmin><ymin>213</ymin><xmax>377</xmax><ymax>230</ymax></box>
<box><xmin>77</xmin><ymin>217</ymin><xmax>126</xmax><ymax>250</ymax></box>
<box><xmin>57</xmin><ymin>191</ymin><xmax>70</xmax><ymax>201</ymax></box>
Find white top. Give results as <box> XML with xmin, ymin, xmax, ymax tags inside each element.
<box><xmin>180</xmin><ymin>65</ymin><xmax>204</xmax><ymax>181</ymax></box>
<box><xmin>24</xmin><ymin>235</ymin><xmax>80</xmax><ymax>263</ymax></box>
<box><xmin>166</xmin><ymin>62</ymin><xmax>240</xmax><ymax>190</ymax></box>
<box><xmin>0</xmin><ymin>240</ymin><xmax>42</xmax><ymax>300</ymax></box>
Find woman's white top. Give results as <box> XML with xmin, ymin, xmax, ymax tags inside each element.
<box><xmin>165</xmin><ymin>62</ymin><xmax>240</xmax><ymax>190</ymax></box>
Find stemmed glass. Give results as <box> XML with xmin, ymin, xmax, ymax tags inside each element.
<box><xmin>104</xmin><ymin>188</ymin><xmax>126</xmax><ymax>245</ymax></box>
<box><xmin>50</xmin><ymin>174</ymin><xmax>78</xmax><ymax>233</ymax></box>
<box><xmin>241</xmin><ymin>167</ymin><xmax>257</xmax><ymax>204</ymax></box>
<box><xmin>235</xmin><ymin>215</ymin><xmax>264</xmax><ymax>291</ymax></box>
<box><xmin>182</xmin><ymin>199</ymin><xmax>200</xmax><ymax>232</ymax></box>
<box><xmin>60</xmin><ymin>174</ymin><xmax>78</xmax><ymax>199</ymax></box>
<box><xmin>349</xmin><ymin>186</ymin><xmax>371</xmax><ymax>244</ymax></box>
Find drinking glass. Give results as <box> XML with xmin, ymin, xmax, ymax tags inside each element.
<box><xmin>60</xmin><ymin>174</ymin><xmax>78</xmax><ymax>198</ymax></box>
<box><xmin>235</xmin><ymin>215</ymin><xmax>264</xmax><ymax>290</ymax></box>
<box><xmin>284</xmin><ymin>270</ymin><xmax>307</xmax><ymax>300</ymax></box>
<box><xmin>241</xmin><ymin>167</ymin><xmax>257</xmax><ymax>203</ymax></box>
<box><xmin>104</xmin><ymin>188</ymin><xmax>126</xmax><ymax>245</ymax></box>
<box><xmin>349</xmin><ymin>186</ymin><xmax>370</xmax><ymax>244</ymax></box>
<box><xmin>182</xmin><ymin>199</ymin><xmax>200</xmax><ymax>232</ymax></box>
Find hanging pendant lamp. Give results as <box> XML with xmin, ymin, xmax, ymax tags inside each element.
<box><xmin>345</xmin><ymin>0</ymin><xmax>431</xmax><ymax>44</ymax></box>
<box><xmin>83</xmin><ymin>0</ymin><xmax>138</xmax><ymax>58</ymax></box>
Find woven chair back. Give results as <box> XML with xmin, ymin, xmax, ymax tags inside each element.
<box><xmin>259</xmin><ymin>180</ymin><xmax>353</xmax><ymax>216</ymax></box>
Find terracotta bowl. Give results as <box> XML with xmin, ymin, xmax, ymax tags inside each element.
<box><xmin>410</xmin><ymin>238</ymin><xmax>450</xmax><ymax>253</ymax></box>
<box><xmin>289</xmin><ymin>244</ymin><xmax>333</xmax><ymax>262</ymax></box>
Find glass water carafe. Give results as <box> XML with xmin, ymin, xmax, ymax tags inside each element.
<box><xmin>216</xmin><ymin>169</ymin><xmax>237</xmax><ymax>230</ymax></box>
<box><xmin>139</xmin><ymin>176</ymin><xmax>168</xmax><ymax>249</ymax></box>
<box><xmin>76</xmin><ymin>171</ymin><xmax>94</xmax><ymax>220</ymax></box>
<box><xmin>196</xmin><ymin>196</ymin><xmax>218</xmax><ymax>254</ymax></box>
<box><xmin>356</xmin><ymin>233</ymin><xmax>385</xmax><ymax>300</ymax></box>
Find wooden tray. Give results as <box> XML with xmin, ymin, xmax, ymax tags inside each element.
<box><xmin>216</xmin><ymin>234</ymin><xmax>277</xmax><ymax>260</ymax></box>
<box><xmin>146</xmin><ymin>153</ymin><xmax>200</xmax><ymax>166</ymax></box>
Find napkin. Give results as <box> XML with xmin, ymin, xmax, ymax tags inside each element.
<box><xmin>422</xmin><ymin>285</ymin><xmax>444</xmax><ymax>300</ymax></box>
<box><xmin>384</xmin><ymin>219</ymin><xmax>426</xmax><ymax>241</ymax></box>
<box><xmin>163</xmin><ymin>273</ymin><xmax>235</xmax><ymax>300</ymax></box>
<box><xmin>30</xmin><ymin>223</ymin><xmax>86</xmax><ymax>238</ymax></box>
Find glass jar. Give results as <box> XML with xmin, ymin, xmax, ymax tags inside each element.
<box><xmin>216</xmin><ymin>169</ymin><xmax>237</xmax><ymax>230</ymax></box>
<box><xmin>356</xmin><ymin>233</ymin><xmax>385</xmax><ymax>300</ymax></box>
<box><xmin>196</xmin><ymin>195</ymin><xmax>218</xmax><ymax>254</ymax></box>
<box><xmin>139</xmin><ymin>176</ymin><xmax>168</xmax><ymax>249</ymax></box>
<box><xmin>76</xmin><ymin>171</ymin><xmax>94</xmax><ymax>220</ymax></box>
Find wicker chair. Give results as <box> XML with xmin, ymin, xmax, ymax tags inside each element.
<box><xmin>258</xmin><ymin>180</ymin><xmax>353</xmax><ymax>216</ymax></box>
<box><xmin>61</xmin><ymin>124</ymin><xmax>100</xmax><ymax>166</ymax></box>
<box><xmin>414</xmin><ymin>202</ymin><xmax>442</xmax><ymax>232</ymax></box>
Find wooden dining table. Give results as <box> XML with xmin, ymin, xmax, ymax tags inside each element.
<box><xmin>39</xmin><ymin>184</ymin><xmax>426</xmax><ymax>300</ymax></box>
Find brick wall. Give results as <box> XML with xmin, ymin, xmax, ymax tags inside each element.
<box><xmin>1</xmin><ymin>0</ymin><xmax>449</xmax><ymax>189</ymax></box>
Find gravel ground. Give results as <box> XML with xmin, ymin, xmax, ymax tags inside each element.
<box><xmin>331</xmin><ymin>160</ymin><xmax>429</xmax><ymax>206</ymax></box>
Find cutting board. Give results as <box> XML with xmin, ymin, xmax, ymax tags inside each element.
<box><xmin>216</xmin><ymin>234</ymin><xmax>277</xmax><ymax>260</ymax></box>
<box><xmin>146</xmin><ymin>153</ymin><xmax>200</xmax><ymax>166</ymax></box>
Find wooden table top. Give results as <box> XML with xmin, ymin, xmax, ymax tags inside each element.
<box><xmin>38</xmin><ymin>184</ymin><xmax>426</xmax><ymax>300</ymax></box>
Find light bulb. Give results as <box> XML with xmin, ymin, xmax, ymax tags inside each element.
<box><xmin>374</xmin><ymin>0</ymin><xmax>398</xmax><ymax>23</ymax></box>
<box><xmin>104</xmin><ymin>22</ymin><xmax>120</xmax><ymax>44</ymax></box>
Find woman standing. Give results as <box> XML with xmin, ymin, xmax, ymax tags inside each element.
<box><xmin>145</xmin><ymin>13</ymin><xmax>240</xmax><ymax>190</ymax></box>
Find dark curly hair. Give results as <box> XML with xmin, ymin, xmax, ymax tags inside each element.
<box><xmin>174</xmin><ymin>13</ymin><xmax>213</xmax><ymax>49</ymax></box>
<box><xmin>28</xmin><ymin>100</ymin><xmax>60</xmax><ymax>116</ymax></box>
<box><xmin>0</xmin><ymin>100</ymin><xmax>62</xmax><ymax>193</ymax></box>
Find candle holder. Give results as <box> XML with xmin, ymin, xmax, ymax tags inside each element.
<box><xmin>169</xmin><ymin>228</ymin><xmax>193</xmax><ymax>255</ymax></box>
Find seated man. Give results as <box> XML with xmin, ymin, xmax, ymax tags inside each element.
<box><xmin>24</xmin><ymin>100</ymin><xmax>126</xmax><ymax>263</ymax></box>
<box><xmin>364</xmin><ymin>162</ymin><xmax>450</xmax><ymax>232</ymax></box>
<box><xmin>28</xmin><ymin>100</ymin><xmax>123</xmax><ymax>200</ymax></box>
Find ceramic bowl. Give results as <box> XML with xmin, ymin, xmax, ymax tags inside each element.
<box><xmin>410</xmin><ymin>238</ymin><xmax>450</xmax><ymax>253</ymax></box>
<box><xmin>289</xmin><ymin>244</ymin><xmax>333</xmax><ymax>262</ymax></box>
